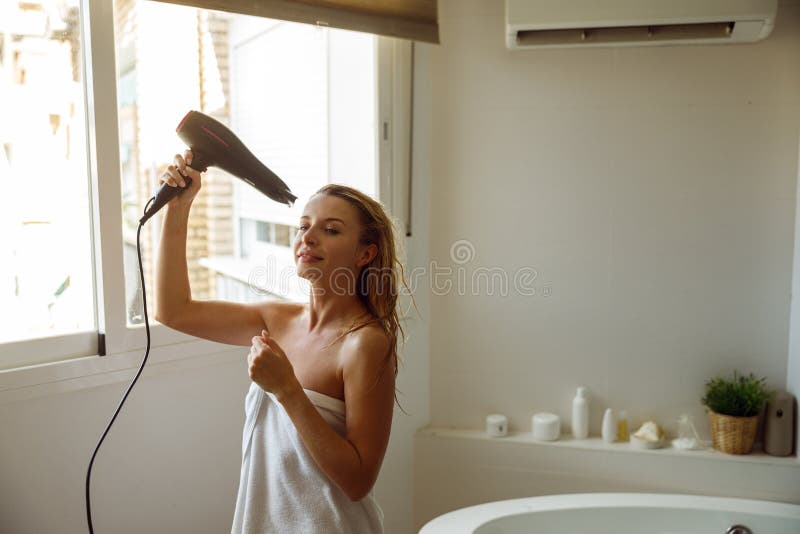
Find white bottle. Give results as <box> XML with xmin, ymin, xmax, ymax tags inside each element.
<box><xmin>571</xmin><ymin>387</ymin><xmax>589</xmax><ymax>439</ymax></box>
<box><xmin>602</xmin><ymin>408</ymin><xmax>618</xmax><ymax>443</ymax></box>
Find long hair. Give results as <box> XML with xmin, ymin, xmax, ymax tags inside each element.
<box><xmin>313</xmin><ymin>184</ymin><xmax>417</xmax><ymax>413</ymax></box>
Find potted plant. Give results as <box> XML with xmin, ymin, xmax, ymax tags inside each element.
<box><xmin>701</xmin><ymin>371</ymin><xmax>772</xmax><ymax>455</ymax></box>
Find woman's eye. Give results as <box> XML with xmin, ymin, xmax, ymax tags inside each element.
<box><xmin>296</xmin><ymin>225</ymin><xmax>338</xmax><ymax>234</ymax></box>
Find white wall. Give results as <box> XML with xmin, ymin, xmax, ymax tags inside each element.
<box><xmin>0</xmin><ymin>351</ymin><xmax>248</xmax><ymax>534</ymax></box>
<box><xmin>786</xmin><ymin>130</ymin><xmax>800</xmax><ymax>466</ymax></box>
<box><xmin>415</xmin><ymin>0</ymin><xmax>800</xmax><ymax>527</ymax></box>
<box><xmin>425</xmin><ymin>0</ymin><xmax>799</xmax><ymax>439</ymax></box>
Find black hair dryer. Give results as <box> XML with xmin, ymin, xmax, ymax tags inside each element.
<box><xmin>139</xmin><ymin>110</ymin><xmax>297</xmax><ymax>224</ymax></box>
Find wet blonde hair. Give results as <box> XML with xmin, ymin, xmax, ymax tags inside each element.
<box><xmin>313</xmin><ymin>184</ymin><xmax>417</xmax><ymax>412</ymax></box>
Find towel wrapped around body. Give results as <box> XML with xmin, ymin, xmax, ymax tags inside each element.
<box><xmin>231</xmin><ymin>381</ymin><xmax>384</xmax><ymax>534</ymax></box>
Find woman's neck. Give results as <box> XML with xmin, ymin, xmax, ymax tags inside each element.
<box><xmin>305</xmin><ymin>292</ymin><xmax>368</xmax><ymax>335</ymax></box>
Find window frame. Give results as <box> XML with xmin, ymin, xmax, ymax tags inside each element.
<box><xmin>0</xmin><ymin>0</ymin><xmax>411</xmax><ymax>397</ymax></box>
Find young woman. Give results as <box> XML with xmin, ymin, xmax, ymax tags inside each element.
<box><xmin>154</xmin><ymin>150</ymin><xmax>410</xmax><ymax>533</ymax></box>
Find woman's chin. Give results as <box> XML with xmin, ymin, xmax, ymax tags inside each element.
<box><xmin>296</xmin><ymin>264</ymin><xmax>324</xmax><ymax>282</ymax></box>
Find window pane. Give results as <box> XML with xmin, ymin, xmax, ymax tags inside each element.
<box><xmin>255</xmin><ymin>221</ymin><xmax>271</xmax><ymax>243</ymax></box>
<box><xmin>0</xmin><ymin>1</ymin><xmax>96</xmax><ymax>344</ymax></box>
<box><xmin>114</xmin><ymin>0</ymin><xmax>377</xmax><ymax>314</ymax></box>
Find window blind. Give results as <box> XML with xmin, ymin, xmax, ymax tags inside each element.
<box><xmin>149</xmin><ymin>0</ymin><xmax>439</xmax><ymax>43</ymax></box>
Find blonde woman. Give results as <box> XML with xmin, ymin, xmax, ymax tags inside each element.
<box><xmin>155</xmin><ymin>150</ymin><xmax>410</xmax><ymax>533</ymax></box>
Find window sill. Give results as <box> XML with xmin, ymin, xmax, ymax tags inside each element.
<box><xmin>0</xmin><ymin>337</ymin><xmax>243</xmax><ymax>406</ymax></box>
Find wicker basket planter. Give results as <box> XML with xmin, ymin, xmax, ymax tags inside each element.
<box><xmin>708</xmin><ymin>410</ymin><xmax>758</xmax><ymax>455</ymax></box>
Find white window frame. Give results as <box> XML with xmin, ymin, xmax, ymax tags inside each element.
<box><xmin>0</xmin><ymin>0</ymin><xmax>412</xmax><ymax>400</ymax></box>
<box><xmin>378</xmin><ymin>37</ymin><xmax>413</xmax><ymax>239</ymax></box>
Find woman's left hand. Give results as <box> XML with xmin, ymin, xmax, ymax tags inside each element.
<box><xmin>248</xmin><ymin>329</ymin><xmax>301</xmax><ymax>402</ymax></box>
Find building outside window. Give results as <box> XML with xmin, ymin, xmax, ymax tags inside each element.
<box><xmin>0</xmin><ymin>1</ymin><xmax>95</xmax><ymax>346</ymax></box>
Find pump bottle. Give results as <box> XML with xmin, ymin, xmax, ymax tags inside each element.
<box><xmin>572</xmin><ymin>387</ymin><xmax>589</xmax><ymax>439</ymax></box>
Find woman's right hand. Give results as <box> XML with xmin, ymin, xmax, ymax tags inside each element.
<box><xmin>158</xmin><ymin>149</ymin><xmax>203</xmax><ymax>208</ymax></box>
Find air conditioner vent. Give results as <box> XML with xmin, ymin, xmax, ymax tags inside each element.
<box><xmin>515</xmin><ymin>21</ymin><xmax>736</xmax><ymax>48</ymax></box>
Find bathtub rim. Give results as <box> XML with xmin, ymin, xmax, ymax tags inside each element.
<box><xmin>418</xmin><ymin>492</ymin><xmax>800</xmax><ymax>534</ymax></box>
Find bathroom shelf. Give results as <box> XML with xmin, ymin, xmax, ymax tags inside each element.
<box><xmin>417</xmin><ymin>427</ymin><xmax>800</xmax><ymax>468</ymax></box>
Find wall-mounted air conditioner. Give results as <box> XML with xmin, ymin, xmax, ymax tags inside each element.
<box><xmin>506</xmin><ymin>0</ymin><xmax>778</xmax><ymax>49</ymax></box>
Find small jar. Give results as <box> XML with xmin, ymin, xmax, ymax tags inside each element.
<box><xmin>532</xmin><ymin>412</ymin><xmax>561</xmax><ymax>441</ymax></box>
<box><xmin>486</xmin><ymin>414</ymin><xmax>508</xmax><ymax>437</ymax></box>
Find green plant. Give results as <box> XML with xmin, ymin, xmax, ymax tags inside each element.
<box><xmin>701</xmin><ymin>371</ymin><xmax>772</xmax><ymax>417</ymax></box>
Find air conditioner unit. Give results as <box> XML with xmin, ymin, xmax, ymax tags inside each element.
<box><xmin>506</xmin><ymin>0</ymin><xmax>778</xmax><ymax>49</ymax></box>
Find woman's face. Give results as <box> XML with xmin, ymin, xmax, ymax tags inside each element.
<box><xmin>293</xmin><ymin>194</ymin><xmax>376</xmax><ymax>286</ymax></box>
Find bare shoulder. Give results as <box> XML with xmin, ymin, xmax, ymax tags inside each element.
<box><xmin>348</xmin><ymin>322</ymin><xmax>391</xmax><ymax>351</ymax></box>
<box><xmin>339</xmin><ymin>323</ymin><xmax>392</xmax><ymax>373</ymax></box>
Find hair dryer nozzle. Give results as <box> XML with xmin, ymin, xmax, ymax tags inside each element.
<box><xmin>140</xmin><ymin>110</ymin><xmax>297</xmax><ymax>224</ymax></box>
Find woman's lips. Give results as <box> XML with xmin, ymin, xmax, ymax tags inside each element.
<box><xmin>299</xmin><ymin>254</ymin><xmax>322</xmax><ymax>263</ymax></box>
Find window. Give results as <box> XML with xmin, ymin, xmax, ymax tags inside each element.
<box><xmin>0</xmin><ymin>0</ymin><xmax>409</xmax><ymax>373</ymax></box>
<box><xmin>0</xmin><ymin>0</ymin><xmax>98</xmax><ymax>366</ymax></box>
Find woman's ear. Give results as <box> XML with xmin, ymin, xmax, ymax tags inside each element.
<box><xmin>357</xmin><ymin>243</ymin><xmax>378</xmax><ymax>268</ymax></box>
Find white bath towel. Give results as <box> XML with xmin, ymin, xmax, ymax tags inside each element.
<box><xmin>231</xmin><ymin>381</ymin><xmax>384</xmax><ymax>534</ymax></box>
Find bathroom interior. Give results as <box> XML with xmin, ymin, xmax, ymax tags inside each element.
<box><xmin>1</xmin><ymin>0</ymin><xmax>799</xmax><ymax>533</ymax></box>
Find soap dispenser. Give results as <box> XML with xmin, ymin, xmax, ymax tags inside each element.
<box><xmin>572</xmin><ymin>387</ymin><xmax>589</xmax><ymax>439</ymax></box>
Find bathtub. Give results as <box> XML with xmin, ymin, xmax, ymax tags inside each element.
<box><xmin>418</xmin><ymin>493</ymin><xmax>800</xmax><ymax>534</ymax></box>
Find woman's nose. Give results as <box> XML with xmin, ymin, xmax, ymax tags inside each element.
<box><xmin>301</xmin><ymin>227</ymin><xmax>318</xmax><ymax>245</ymax></box>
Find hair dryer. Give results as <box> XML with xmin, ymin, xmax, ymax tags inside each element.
<box><xmin>139</xmin><ymin>110</ymin><xmax>297</xmax><ymax>224</ymax></box>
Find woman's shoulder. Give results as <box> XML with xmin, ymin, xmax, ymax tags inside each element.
<box><xmin>337</xmin><ymin>322</ymin><xmax>394</xmax><ymax>397</ymax></box>
<box><xmin>342</xmin><ymin>321</ymin><xmax>391</xmax><ymax>360</ymax></box>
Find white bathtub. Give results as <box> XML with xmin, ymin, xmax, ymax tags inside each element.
<box><xmin>418</xmin><ymin>493</ymin><xmax>800</xmax><ymax>534</ymax></box>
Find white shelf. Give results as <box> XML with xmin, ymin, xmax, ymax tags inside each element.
<box><xmin>416</xmin><ymin>427</ymin><xmax>800</xmax><ymax>469</ymax></box>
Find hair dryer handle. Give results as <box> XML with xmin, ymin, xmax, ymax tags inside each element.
<box><xmin>138</xmin><ymin>170</ymin><xmax>195</xmax><ymax>225</ymax></box>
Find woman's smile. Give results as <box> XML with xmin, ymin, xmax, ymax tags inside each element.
<box><xmin>299</xmin><ymin>254</ymin><xmax>323</xmax><ymax>263</ymax></box>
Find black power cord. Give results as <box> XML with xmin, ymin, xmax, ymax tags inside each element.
<box><xmin>86</xmin><ymin>197</ymin><xmax>155</xmax><ymax>533</ymax></box>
